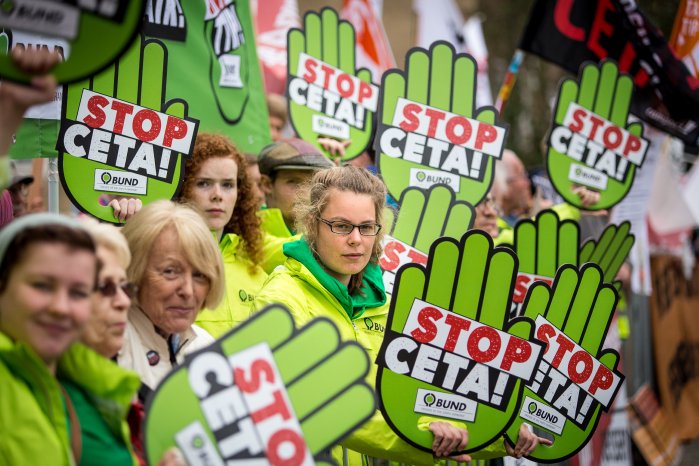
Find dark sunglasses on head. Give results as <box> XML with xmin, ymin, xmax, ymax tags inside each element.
<box><xmin>97</xmin><ymin>281</ymin><xmax>138</xmax><ymax>299</ymax></box>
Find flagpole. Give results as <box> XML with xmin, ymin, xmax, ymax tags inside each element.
<box><xmin>495</xmin><ymin>49</ymin><xmax>524</xmax><ymax>114</ymax></box>
<box><xmin>48</xmin><ymin>156</ymin><xmax>59</xmax><ymax>214</ymax></box>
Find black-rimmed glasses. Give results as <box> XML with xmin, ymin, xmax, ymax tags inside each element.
<box><xmin>320</xmin><ymin>218</ymin><xmax>382</xmax><ymax>236</ymax></box>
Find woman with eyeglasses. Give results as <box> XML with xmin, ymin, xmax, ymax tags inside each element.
<box><xmin>254</xmin><ymin>166</ymin><xmax>484</xmax><ymax>464</ymax></box>
<box><xmin>80</xmin><ymin>221</ymin><xmax>136</xmax><ymax>359</ymax></box>
<box><xmin>474</xmin><ymin>192</ymin><xmax>501</xmax><ymax>240</ymax></box>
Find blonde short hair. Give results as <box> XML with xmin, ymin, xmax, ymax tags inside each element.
<box><xmin>81</xmin><ymin>220</ymin><xmax>131</xmax><ymax>269</ymax></box>
<box><xmin>122</xmin><ymin>200</ymin><xmax>224</xmax><ymax>310</ymax></box>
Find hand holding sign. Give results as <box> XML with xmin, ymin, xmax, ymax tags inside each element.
<box><xmin>288</xmin><ymin>8</ymin><xmax>377</xmax><ymax>160</ymax></box>
<box><xmin>547</xmin><ymin>60</ymin><xmax>648</xmax><ymax>210</ymax></box>
<box><xmin>376</xmin><ymin>42</ymin><xmax>506</xmax><ymax>204</ymax></box>
<box><xmin>59</xmin><ymin>36</ymin><xmax>197</xmax><ymax>223</ymax></box>
<box><xmin>380</xmin><ymin>185</ymin><xmax>474</xmax><ymax>294</ymax></box>
<box><xmin>376</xmin><ymin>231</ymin><xmax>543</xmax><ymax>453</ymax></box>
<box><xmin>506</xmin><ymin>264</ymin><xmax>623</xmax><ymax>461</ymax></box>
<box><xmin>145</xmin><ymin>305</ymin><xmax>375</xmax><ymax>465</ymax></box>
<box><xmin>511</xmin><ymin>210</ymin><xmax>580</xmax><ymax>317</ymax></box>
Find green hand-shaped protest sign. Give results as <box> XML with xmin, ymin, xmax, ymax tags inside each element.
<box><xmin>145</xmin><ymin>305</ymin><xmax>375</xmax><ymax>465</ymax></box>
<box><xmin>287</xmin><ymin>8</ymin><xmax>377</xmax><ymax>160</ymax></box>
<box><xmin>380</xmin><ymin>185</ymin><xmax>474</xmax><ymax>294</ymax></box>
<box><xmin>58</xmin><ymin>35</ymin><xmax>198</xmax><ymax>224</ymax></box>
<box><xmin>376</xmin><ymin>231</ymin><xmax>543</xmax><ymax>453</ymax></box>
<box><xmin>511</xmin><ymin>210</ymin><xmax>635</xmax><ymax>314</ymax></box>
<box><xmin>547</xmin><ymin>60</ymin><xmax>648</xmax><ymax>210</ymax></box>
<box><xmin>511</xmin><ymin>210</ymin><xmax>580</xmax><ymax>317</ymax></box>
<box><xmin>580</xmin><ymin>221</ymin><xmax>634</xmax><ymax>291</ymax></box>
<box><xmin>0</xmin><ymin>2</ymin><xmax>145</xmax><ymax>84</ymax></box>
<box><xmin>506</xmin><ymin>264</ymin><xmax>624</xmax><ymax>462</ymax></box>
<box><xmin>375</xmin><ymin>41</ymin><xmax>507</xmax><ymax>205</ymax></box>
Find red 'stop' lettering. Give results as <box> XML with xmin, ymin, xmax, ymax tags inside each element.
<box><xmin>235</xmin><ymin>359</ymin><xmax>275</xmax><ymax>393</ymax></box>
<box><xmin>83</xmin><ymin>94</ymin><xmax>109</xmax><ymax>128</ymax></box>
<box><xmin>411</xmin><ymin>306</ymin><xmax>442</xmax><ymax>344</ymax></box>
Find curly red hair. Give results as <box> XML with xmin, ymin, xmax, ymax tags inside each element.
<box><xmin>179</xmin><ymin>133</ymin><xmax>263</xmax><ymax>269</ymax></box>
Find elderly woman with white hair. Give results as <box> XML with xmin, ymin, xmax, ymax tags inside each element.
<box><xmin>118</xmin><ymin>200</ymin><xmax>225</xmax><ymax>393</ymax></box>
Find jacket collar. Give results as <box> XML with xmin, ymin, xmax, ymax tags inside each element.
<box><xmin>283</xmin><ymin>238</ymin><xmax>386</xmax><ymax>319</ymax></box>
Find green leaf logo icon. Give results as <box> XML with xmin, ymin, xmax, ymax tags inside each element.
<box><xmin>191</xmin><ymin>435</ymin><xmax>204</xmax><ymax>449</ymax></box>
<box><xmin>238</xmin><ymin>289</ymin><xmax>248</xmax><ymax>302</ymax></box>
<box><xmin>101</xmin><ymin>172</ymin><xmax>111</xmax><ymax>183</ymax></box>
<box><xmin>424</xmin><ymin>393</ymin><xmax>436</xmax><ymax>406</ymax></box>
<box><xmin>528</xmin><ymin>401</ymin><xmax>537</xmax><ymax>414</ymax></box>
<box><xmin>416</xmin><ymin>171</ymin><xmax>426</xmax><ymax>182</ymax></box>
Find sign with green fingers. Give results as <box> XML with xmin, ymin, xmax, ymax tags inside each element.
<box><xmin>287</xmin><ymin>8</ymin><xmax>378</xmax><ymax>161</ymax></box>
<box><xmin>0</xmin><ymin>1</ymin><xmax>145</xmax><ymax>84</ymax></box>
<box><xmin>511</xmin><ymin>210</ymin><xmax>581</xmax><ymax>318</ymax></box>
<box><xmin>380</xmin><ymin>185</ymin><xmax>474</xmax><ymax>294</ymax></box>
<box><xmin>511</xmin><ymin>210</ymin><xmax>635</xmax><ymax>317</ymax></box>
<box><xmin>579</xmin><ymin>221</ymin><xmax>634</xmax><ymax>292</ymax></box>
<box><xmin>506</xmin><ymin>264</ymin><xmax>624</xmax><ymax>462</ymax></box>
<box><xmin>57</xmin><ymin>35</ymin><xmax>198</xmax><ymax>223</ymax></box>
<box><xmin>376</xmin><ymin>231</ymin><xmax>544</xmax><ymax>453</ymax></box>
<box><xmin>375</xmin><ymin>41</ymin><xmax>507</xmax><ymax>205</ymax></box>
<box><xmin>547</xmin><ymin>60</ymin><xmax>648</xmax><ymax>210</ymax></box>
<box><xmin>145</xmin><ymin>305</ymin><xmax>375</xmax><ymax>466</ymax></box>
<box><xmin>11</xmin><ymin>0</ymin><xmax>270</xmax><ymax>161</ymax></box>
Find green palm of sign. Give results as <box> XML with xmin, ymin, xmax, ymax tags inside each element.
<box><xmin>376</xmin><ymin>42</ymin><xmax>503</xmax><ymax>205</ymax></box>
<box><xmin>547</xmin><ymin>60</ymin><xmax>646</xmax><ymax>210</ymax></box>
<box><xmin>512</xmin><ymin>211</ymin><xmax>635</xmax><ymax>309</ymax></box>
<box><xmin>377</xmin><ymin>231</ymin><xmax>542</xmax><ymax>453</ymax></box>
<box><xmin>392</xmin><ymin>185</ymin><xmax>474</xmax><ymax>252</ymax></box>
<box><xmin>145</xmin><ymin>305</ymin><xmax>375</xmax><ymax>465</ymax></box>
<box><xmin>505</xmin><ymin>264</ymin><xmax>623</xmax><ymax>462</ymax></box>
<box><xmin>288</xmin><ymin>8</ymin><xmax>374</xmax><ymax>161</ymax></box>
<box><xmin>0</xmin><ymin>2</ymin><xmax>145</xmax><ymax>84</ymax></box>
<box><xmin>515</xmin><ymin>210</ymin><xmax>581</xmax><ymax>278</ymax></box>
<box><xmin>380</xmin><ymin>186</ymin><xmax>474</xmax><ymax>295</ymax></box>
<box><xmin>511</xmin><ymin>210</ymin><xmax>580</xmax><ymax>318</ymax></box>
<box><xmin>59</xmin><ymin>35</ymin><xmax>187</xmax><ymax>224</ymax></box>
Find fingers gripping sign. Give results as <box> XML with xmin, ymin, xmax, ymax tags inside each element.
<box><xmin>506</xmin><ymin>264</ymin><xmax>624</xmax><ymax>462</ymax></box>
<box><xmin>376</xmin><ymin>231</ymin><xmax>545</xmax><ymax>454</ymax></box>
<box><xmin>380</xmin><ymin>185</ymin><xmax>475</xmax><ymax>294</ymax></box>
<box><xmin>287</xmin><ymin>8</ymin><xmax>378</xmax><ymax>161</ymax></box>
<box><xmin>145</xmin><ymin>305</ymin><xmax>375</xmax><ymax>466</ymax></box>
<box><xmin>547</xmin><ymin>60</ymin><xmax>648</xmax><ymax>210</ymax></box>
<box><xmin>375</xmin><ymin>42</ymin><xmax>507</xmax><ymax>205</ymax></box>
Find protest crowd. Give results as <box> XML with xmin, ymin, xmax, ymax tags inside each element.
<box><xmin>0</xmin><ymin>1</ymin><xmax>698</xmax><ymax>466</ymax></box>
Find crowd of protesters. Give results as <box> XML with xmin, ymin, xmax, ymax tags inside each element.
<box><xmin>0</xmin><ymin>45</ymin><xmax>603</xmax><ymax>466</ymax></box>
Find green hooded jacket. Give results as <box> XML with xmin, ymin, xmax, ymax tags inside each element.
<box><xmin>253</xmin><ymin>238</ymin><xmax>507</xmax><ymax>465</ymax></box>
<box><xmin>0</xmin><ymin>332</ymin><xmax>140</xmax><ymax>466</ymax></box>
